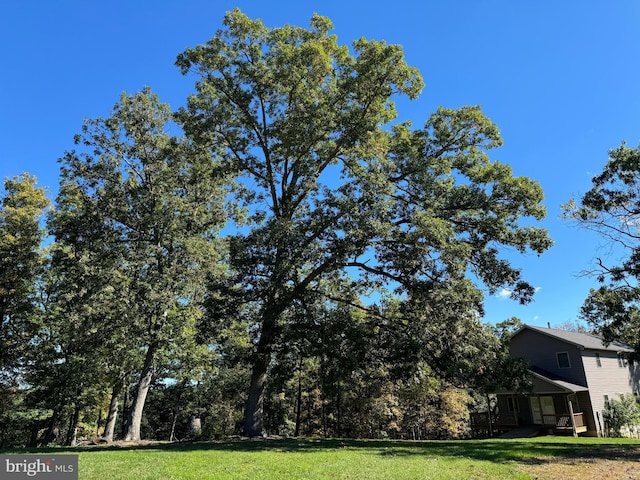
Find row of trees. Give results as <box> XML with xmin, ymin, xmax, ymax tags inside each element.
<box><xmin>9</xmin><ymin>9</ymin><xmax>637</xmax><ymax>446</ymax></box>
<box><xmin>0</xmin><ymin>160</ymin><xmax>527</xmax><ymax>446</ymax></box>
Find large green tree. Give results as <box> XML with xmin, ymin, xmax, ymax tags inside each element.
<box><xmin>178</xmin><ymin>10</ymin><xmax>552</xmax><ymax>437</ymax></box>
<box><xmin>0</xmin><ymin>173</ymin><xmax>49</xmax><ymax>447</ymax></box>
<box><xmin>35</xmin><ymin>209</ymin><xmax>138</xmax><ymax>445</ymax></box>
<box><xmin>51</xmin><ymin>87</ymin><xmax>226</xmax><ymax>441</ymax></box>
<box><xmin>0</xmin><ymin>174</ymin><xmax>49</xmax><ymax>380</ymax></box>
<box><xmin>563</xmin><ymin>142</ymin><xmax>640</xmax><ymax>349</ymax></box>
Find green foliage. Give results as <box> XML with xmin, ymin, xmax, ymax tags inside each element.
<box><xmin>0</xmin><ymin>10</ymin><xmax>553</xmax><ymax>445</ymax></box>
<box><xmin>179</xmin><ymin>9</ymin><xmax>551</xmax><ymax>435</ymax></box>
<box><xmin>563</xmin><ymin>142</ymin><xmax>640</xmax><ymax>349</ymax></box>
<box><xmin>603</xmin><ymin>394</ymin><xmax>640</xmax><ymax>437</ymax></box>
<box><xmin>0</xmin><ymin>174</ymin><xmax>49</xmax><ymax>447</ymax></box>
<box><xmin>142</xmin><ymin>381</ymin><xmax>201</xmax><ymax>441</ymax></box>
<box><xmin>196</xmin><ymin>359</ymin><xmax>250</xmax><ymax>438</ymax></box>
<box><xmin>0</xmin><ymin>174</ymin><xmax>49</xmax><ymax>380</ymax></box>
<box><xmin>47</xmin><ymin>87</ymin><xmax>227</xmax><ymax>442</ymax></box>
<box><xmin>494</xmin><ymin>317</ymin><xmax>524</xmax><ymax>341</ymax></box>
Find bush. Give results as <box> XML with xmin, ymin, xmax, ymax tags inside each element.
<box><xmin>603</xmin><ymin>394</ymin><xmax>640</xmax><ymax>437</ymax></box>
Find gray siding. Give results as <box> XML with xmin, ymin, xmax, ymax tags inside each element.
<box><xmin>510</xmin><ymin>329</ymin><xmax>587</xmax><ymax>386</ymax></box>
<box><xmin>509</xmin><ymin>327</ymin><xmax>640</xmax><ymax>436</ymax></box>
<box><xmin>582</xmin><ymin>350</ymin><xmax>638</xmax><ymax>435</ymax></box>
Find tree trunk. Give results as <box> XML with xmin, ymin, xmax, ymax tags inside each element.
<box><xmin>486</xmin><ymin>393</ymin><xmax>493</xmax><ymax>437</ymax></box>
<box><xmin>243</xmin><ymin>350</ymin><xmax>270</xmax><ymax>437</ymax></box>
<box><xmin>243</xmin><ymin>309</ymin><xmax>279</xmax><ymax>437</ymax></box>
<box><xmin>39</xmin><ymin>410</ymin><xmax>59</xmax><ymax>446</ymax></box>
<box><xmin>124</xmin><ymin>342</ymin><xmax>158</xmax><ymax>441</ymax></box>
<box><xmin>96</xmin><ymin>408</ymin><xmax>102</xmax><ymax>437</ymax></box>
<box><xmin>294</xmin><ymin>355</ymin><xmax>303</xmax><ymax>437</ymax></box>
<box><xmin>29</xmin><ymin>421</ymin><xmax>41</xmax><ymax>447</ymax></box>
<box><xmin>66</xmin><ymin>404</ymin><xmax>80</xmax><ymax>447</ymax></box>
<box><xmin>169</xmin><ymin>411</ymin><xmax>178</xmax><ymax>442</ymax></box>
<box><xmin>322</xmin><ymin>396</ymin><xmax>327</xmax><ymax>438</ymax></box>
<box><xmin>336</xmin><ymin>382</ymin><xmax>342</xmax><ymax>438</ymax></box>
<box><xmin>103</xmin><ymin>381</ymin><xmax>123</xmax><ymax>442</ymax></box>
<box><xmin>120</xmin><ymin>380</ymin><xmax>130</xmax><ymax>439</ymax></box>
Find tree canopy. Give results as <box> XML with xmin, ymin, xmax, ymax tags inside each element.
<box><xmin>0</xmin><ymin>174</ymin><xmax>49</xmax><ymax>445</ymax></box>
<box><xmin>0</xmin><ymin>9</ymin><xmax>553</xmax><ymax>445</ymax></box>
<box><xmin>177</xmin><ymin>9</ymin><xmax>551</xmax><ymax>436</ymax></box>
<box><xmin>563</xmin><ymin>142</ymin><xmax>640</xmax><ymax>350</ymax></box>
<box><xmin>0</xmin><ymin>174</ymin><xmax>49</xmax><ymax>378</ymax></box>
<box><xmin>49</xmin><ymin>87</ymin><xmax>227</xmax><ymax>441</ymax></box>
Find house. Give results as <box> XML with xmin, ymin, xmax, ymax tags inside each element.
<box><xmin>476</xmin><ymin>325</ymin><xmax>640</xmax><ymax>437</ymax></box>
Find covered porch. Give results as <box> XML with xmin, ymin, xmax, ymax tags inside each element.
<box><xmin>469</xmin><ymin>409</ymin><xmax>587</xmax><ymax>436</ymax></box>
<box><xmin>471</xmin><ymin>370</ymin><xmax>590</xmax><ymax>437</ymax></box>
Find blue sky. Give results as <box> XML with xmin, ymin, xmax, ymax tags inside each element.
<box><xmin>2</xmin><ymin>1</ymin><xmax>640</xmax><ymax>328</ymax></box>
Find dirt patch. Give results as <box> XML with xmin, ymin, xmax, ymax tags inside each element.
<box><xmin>524</xmin><ymin>457</ymin><xmax>640</xmax><ymax>480</ymax></box>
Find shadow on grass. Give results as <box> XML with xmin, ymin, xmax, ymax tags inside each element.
<box><xmin>3</xmin><ymin>437</ymin><xmax>639</xmax><ymax>465</ymax></box>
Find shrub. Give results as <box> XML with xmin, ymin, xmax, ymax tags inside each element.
<box><xmin>603</xmin><ymin>394</ymin><xmax>640</xmax><ymax>437</ymax></box>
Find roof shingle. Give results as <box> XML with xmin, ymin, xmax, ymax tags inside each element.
<box><xmin>521</xmin><ymin>325</ymin><xmax>634</xmax><ymax>353</ymax></box>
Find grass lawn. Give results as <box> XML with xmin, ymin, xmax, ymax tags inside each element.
<box><xmin>3</xmin><ymin>436</ymin><xmax>640</xmax><ymax>479</ymax></box>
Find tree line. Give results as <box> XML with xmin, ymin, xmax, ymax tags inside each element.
<box><xmin>5</xmin><ymin>9</ymin><xmax>633</xmax><ymax>447</ymax></box>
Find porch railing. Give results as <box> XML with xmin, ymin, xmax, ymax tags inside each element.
<box><xmin>541</xmin><ymin>413</ymin><xmax>586</xmax><ymax>431</ymax></box>
<box><xmin>573</xmin><ymin>413</ymin><xmax>586</xmax><ymax>428</ymax></box>
<box><xmin>469</xmin><ymin>412</ymin><xmax>518</xmax><ymax>429</ymax></box>
<box><xmin>470</xmin><ymin>412</ymin><xmax>586</xmax><ymax>433</ymax></box>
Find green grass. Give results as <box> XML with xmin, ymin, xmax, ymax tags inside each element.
<box><xmin>3</xmin><ymin>436</ymin><xmax>640</xmax><ymax>479</ymax></box>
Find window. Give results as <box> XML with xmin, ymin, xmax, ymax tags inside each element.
<box><xmin>557</xmin><ymin>351</ymin><xmax>571</xmax><ymax>369</ymax></box>
<box><xmin>618</xmin><ymin>353</ymin><xmax>628</xmax><ymax>368</ymax></box>
<box><xmin>507</xmin><ymin>397</ymin><xmax>519</xmax><ymax>413</ymax></box>
<box><xmin>595</xmin><ymin>353</ymin><xmax>602</xmax><ymax>367</ymax></box>
<box><xmin>604</xmin><ymin>395</ymin><xmax>609</xmax><ymax>406</ymax></box>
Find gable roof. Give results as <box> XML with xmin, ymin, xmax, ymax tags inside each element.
<box><xmin>496</xmin><ymin>367</ymin><xmax>589</xmax><ymax>394</ymax></box>
<box><xmin>530</xmin><ymin>367</ymin><xmax>589</xmax><ymax>393</ymax></box>
<box><xmin>515</xmin><ymin>325</ymin><xmax>634</xmax><ymax>353</ymax></box>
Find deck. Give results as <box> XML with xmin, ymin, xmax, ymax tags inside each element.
<box><xmin>470</xmin><ymin>412</ymin><xmax>586</xmax><ymax>436</ymax></box>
